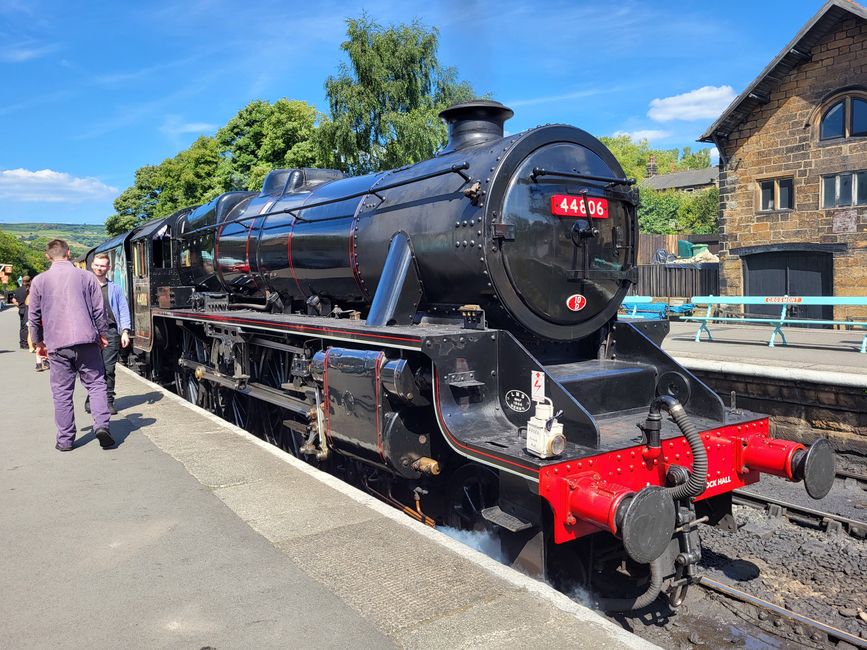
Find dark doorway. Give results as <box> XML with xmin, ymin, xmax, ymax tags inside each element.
<box><xmin>742</xmin><ymin>251</ymin><xmax>833</xmax><ymax>324</ymax></box>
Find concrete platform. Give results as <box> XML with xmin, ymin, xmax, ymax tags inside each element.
<box><xmin>664</xmin><ymin>320</ymin><xmax>867</xmax><ymax>384</ymax></box>
<box><xmin>0</xmin><ymin>309</ymin><xmax>653</xmax><ymax>649</ymax></box>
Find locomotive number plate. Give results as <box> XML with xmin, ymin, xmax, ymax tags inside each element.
<box><xmin>551</xmin><ymin>194</ymin><xmax>609</xmax><ymax>218</ymax></box>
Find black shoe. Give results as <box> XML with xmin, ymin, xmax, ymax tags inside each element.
<box><xmin>55</xmin><ymin>443</ymin><xmax>74</xmax><ymax>452</ymax></box>
<box><xmin>95</xmin><ymin>427</ymin><xmax>116</xmax><ymax>449</ymax></box>
<box><xmin>108</xmin><ymin>403</ymin><xmax>118</xmax><ymax>415</ymax></box>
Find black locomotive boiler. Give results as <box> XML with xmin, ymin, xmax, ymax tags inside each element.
<box><xmin>95</xmin><ymin>100</ymin><xmax>835</xmax><ymax>610</ymax></box>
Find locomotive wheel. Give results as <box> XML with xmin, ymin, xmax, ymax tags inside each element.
<box><xmin>256</xmin><ymin>403</ymin><xmax>297</xmax><ymax>455</ymax></box>
<box><xmin>445</xmin><ymin>464</ymin><xmax>499</xmax><ymax>531</ymax></box>
<box><xmin>225</xmin><ymin>391</ymin><xmax>251</xmax><ymax>429</ymax></box>
<box><xmin>212</xmin><ymin>385</ymin><xmax>232</xmax><ymax>420</ymax></box>
<box><xmin>173</xmin><ymin>368</ymin><xmax>184</xmax><ymax>397</ymax></box>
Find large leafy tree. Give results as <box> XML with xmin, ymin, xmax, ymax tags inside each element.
<box><xmin>106</xmin><ymin>98</ymin><xmax>323</xmax><ymax>236</ymax></box>
<box><xmin>215</xmin><ymin>100</ymin><xmax>274</xmax><ymax>192</ymax></box>
<box><xmin>153</xmin><ymin>135</ymin><xmax>222</xmax><ymax>216</ymax></box>
<box><xmin>600</xmin><ymin>135</ymin><xmax>712</xmax><ymax>182</ymax></box>
<box><xmin>0</xmin><ymin>230</ymin><xmax>47</xmax><ymax>284</ymax></box>
<box><xmin>316</xmin><ymin>16</ymin><xmax>475</xmax><ymax>174</ymax></box>
<box><xmin>247</xmin><ymin>99</ymin><xmax>320</xmax><ymax>191</ymax></box>
<box><xmin>105</xmin><ymin>165</ymin><xmax>163</xmax><ymax>236</ymax></box>
<box><xmin>677</xmin><ymin>186</ymin><xmax>719</xmax><ymax>234</ymax></box>
<box><xmin>638</xmin><ymin>187</ymin><xmax>719</xmax><ymax>234</ymax></box>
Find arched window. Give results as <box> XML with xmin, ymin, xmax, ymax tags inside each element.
<box><xmin>820</xmin><ymin>101</ymin><xmax>844</xmax><ymax>140</ymax></box>
<box><xmin>853</xmin><ymin>98</ymin><xmax>867</xmax><ymax>137</ymax></box>
<box><xmin>819</xmin><ymin>95</ymin><xmax>867</xmax><ymax>141</ymax></box>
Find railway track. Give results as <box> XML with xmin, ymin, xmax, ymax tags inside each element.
<box><xmin>731</xmin><ymin>489</ymin><xmax>867</xmax><ymax>538</ymax></box>
<box><xmin>837</xmin><ymin>468</ymin><xmax>867</xmax><ymax>487</ymax></box>
<box><xmin>698</xmin><ymin>576</ymin><xmax>867</xmax><ymax>649</ymax></box>
<box><xmin>732</xmin><ymin>470</ymin><xmax>867</xmax><ymax>539</ymax></box>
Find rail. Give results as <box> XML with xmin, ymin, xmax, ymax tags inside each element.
<box><xmin>732</xmin><ymin>488</ymin><xmax>867</xmax><ymax>539</ymax></box>
<box><xmin>697</xmin><ymin>576</ymin><xmax>867</xmax><ymax>649</ymax></box>
<box><xmin>681</xmin><ymin>295</ymin><xmax>867</xmax><ymax>353</ymax></box>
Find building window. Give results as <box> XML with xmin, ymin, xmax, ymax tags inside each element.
<box><xmin>758</xmin><ymin>177</ymin><xmax>794</xmax><ymax>211</ymax></box>
<box><xmin>819</xmin><ymin>96</ymin><xmax>867</xmax><ymax>141</ymax></box>
<box><xmin>822</xmin><ymin>171</ymin><xmax>867</xmax><ymax>208</ymax></box>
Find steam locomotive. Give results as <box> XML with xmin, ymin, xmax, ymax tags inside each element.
<box><xmin>93</xmin><ymin>101</ymin><xmax>835</xmax><ymax>610</ymax></box>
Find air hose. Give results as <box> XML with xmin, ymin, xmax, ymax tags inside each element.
<box><xmin>598</xmin><ymin>556</ymin><xmax>665</xmax><ymax>612</ymax></box>
<box><xmin>647</xmin><ymin>395</ymin><xmax>707</xmax><ymax>501</ymax></box>
<box><xmin>595</xmin><ymin>397</ymin><xmax>707</xmax><ymax>611</ymax></box>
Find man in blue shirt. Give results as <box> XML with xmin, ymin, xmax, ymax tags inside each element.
<box><xmin>88</xmin><ymin>253</ymin><xmax>131</xmax><ymax>415</ymax></box>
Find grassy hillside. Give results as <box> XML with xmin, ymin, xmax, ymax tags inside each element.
<box><xmin>0</xmin><ymin>222</ymin><xmax>107</xmax><ymax>258</ymax></box>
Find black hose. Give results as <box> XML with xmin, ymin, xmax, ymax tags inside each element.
<box><xmin>651</xmin><ymin>396</ymin><xmax>707</xmax><ymax>501</ymax></box>
<box><xmin>598</xmin><ymin>556</ymin><xmax>665</xmax><ymax>612</ymax></box>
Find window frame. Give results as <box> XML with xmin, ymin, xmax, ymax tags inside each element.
<box><xmin>756</xmin><ymin>176</ymin><xmax>795</xmax><ymax>212</ymax></box>
<box><xmin>818</xmin><ymin>94</ymin><xmax>867</xmax><ymax>142</ymax></box>
<box><xmin>821</xmin><ymin>170</ymin><xmax>867</xmax><ymax>209</ymax></box>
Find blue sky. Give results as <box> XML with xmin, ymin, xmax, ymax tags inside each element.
<box><xmin>0</xmin><ymin>0</ymin><xmax>838</xmax><ymax>225</ymax></box>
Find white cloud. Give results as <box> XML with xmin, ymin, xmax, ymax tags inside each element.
<box><xmin>159</xmin><ymin>115</ymin><xmax>217</xmax><ymax>137</ymax></box>
<box><xmin>709</xmin><ymin>147</ymin><xmax>720</xmax><ymax>164</ymax></box>
<box><xmin>0</xmin><ymin>169</ymin><xmax>117</xmax><ymax>202</ymax></box>
<box><xmin>648</xmin><ymin>85</ymin><xmax>736</xmax><ymax>122</ymax></box>
<box><xmin>506</xmin><ymin>87</ymin><xmax>617</xmax><ymax>108</ymax></box>
<box><xmin>613</xmin><ymin>129</ymin><xmax>672</xmax><ymax>143</ymax></box>
<box><xmin>0</xmin><ymin>40</ymin><xmax>59</xmax><ymax>62</ymax></box>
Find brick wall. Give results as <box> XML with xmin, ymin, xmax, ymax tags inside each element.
<box><xmin>718</xmin><ymin>16</ymin><xmax>867</xmax><ymax>319</ymax></box>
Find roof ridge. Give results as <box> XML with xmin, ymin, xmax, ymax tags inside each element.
<box><xmin>699</xmin><ymin>0</ymin><xmax>867</xmax><ymax>143</ymax></box>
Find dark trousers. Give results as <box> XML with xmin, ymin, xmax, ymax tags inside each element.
<box><xmin>18</xmin><ymin>309</ymin><xmax>27</xmax><ymax>347</ymax></box>
<box><xmin>103</xmin><ymin>327</ymin><xmax>120</xmax><ymax>403</ymax></box>
<box><xmin>85</xmin><ymin>328</ymin><xmax>119</xmax><ymax>408</ymax></box>
<box><xmin>48</xmin><ymin>342</ymin><xmax>110</xmax><ymax>447</ymax></box>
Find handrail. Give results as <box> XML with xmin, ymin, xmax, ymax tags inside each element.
<box><xmin>690</xmin><ymin>294</ymin><xmax>867</xmax><ymax>306</ymax></box>
<box><xmin>180</xmin><ymin>162</ymin><xmax>472</xmax><ymax>238</ymax></box>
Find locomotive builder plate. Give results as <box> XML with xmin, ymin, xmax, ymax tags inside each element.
<box><xmin>550</xmin><ymin>194</ymin><xmax>609</xmax><ymax>218</ymax></box>
<box><xmin>505</xmin><ymin>390</ymin><xmax>532</xmax><ymax>412</ymax></box>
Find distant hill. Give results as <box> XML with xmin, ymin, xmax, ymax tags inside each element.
<box><xmin>0</xmin><ymin>222</ymin><xmax>107</xmax><ymax>258</ymax></box>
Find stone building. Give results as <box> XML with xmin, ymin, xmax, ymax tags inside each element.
<box><xmin>699</xmin><ymin>0</ymin><xmax>867</xmax><ymax>320</ymax></box>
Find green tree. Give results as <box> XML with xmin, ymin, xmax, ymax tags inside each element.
<box><xmin>317</xmin><ymin>16</ymin><xmax>475</xmax><ymax>174</ymax></box>
<box><xmin>215</xmin><ymin>100</ymin><xmax>274</xmax><ymax>191</ymax></box>
<box><xmin>154</xmin><ymin>135</ymin><xmax>222</xmax><ymax>215</ymax></box>
<box><xmin>677</xmin><ymin>147</ymin><xmax>711</xmax><ymax>171</ymax></box>
<box><xmin>105</xmin><ymin>137</ymin><xmax>221</xmax><ymax>236</ymax></box>
<box><xmin>638</xmin><ymin>189</ymin><xmax>683</xmax><ymax>234</ymax></box>
<box><xmin>106</xmin><ymin>165</ymin><xmax>162</xmax><ymax>236</ymax></box>
<box><xmin>600</xmin><ymin>135</ymin><xmax>714</xmax><ymax>182</ymax></box>
<box><xmin>677</xmin><ymin>186</ymin><xmax>719</xmax><ymax>234</ymax></box>
<box><xmin>638</xmin><ymin>187</ymin><xmax>719</xmax><ymax>235</ymax></box>
<box><xmin>0</xmin><ymin>230</ymin><xmax>48</xmax><ymax>283</ymax></box>
<box><xmin>600</xmin><ymin>135</ymin><xmax>678</xmax><ymax>181</ymax></box>
<box><xmin>247</xmin><ymin>99</ymin><xmax>321</xmax><ymax>191</ymax></box>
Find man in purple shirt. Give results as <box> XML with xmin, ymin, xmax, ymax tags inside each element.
<box><xmin>29</xmin><ymin>239</ymin><xmax>116</xmax><ymax>451</ymax></box>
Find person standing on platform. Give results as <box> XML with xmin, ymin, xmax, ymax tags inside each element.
<box><xmin>28</xmin><ymin>239</ymin><xmax>115</xmax><ymax>451</ymax></box>
<box><xmin>86</xmin><ymin>253</ymin><xmax>131</xmax><ymax>415</ymax></box>
<box><xmin>11</xmin><ymin>276</ymin><xmax>30</xmax><ymax>349</ymax></box>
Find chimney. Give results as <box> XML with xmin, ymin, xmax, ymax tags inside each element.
<box><xmin>646</xmin><ymin>154</ymin><xmax>657</xmax><ymax>178</ymax></box>
<box><xmin>438</xmin><ymin>100</ymin><xmax>514</xmax><ymax>155</ymax></box>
